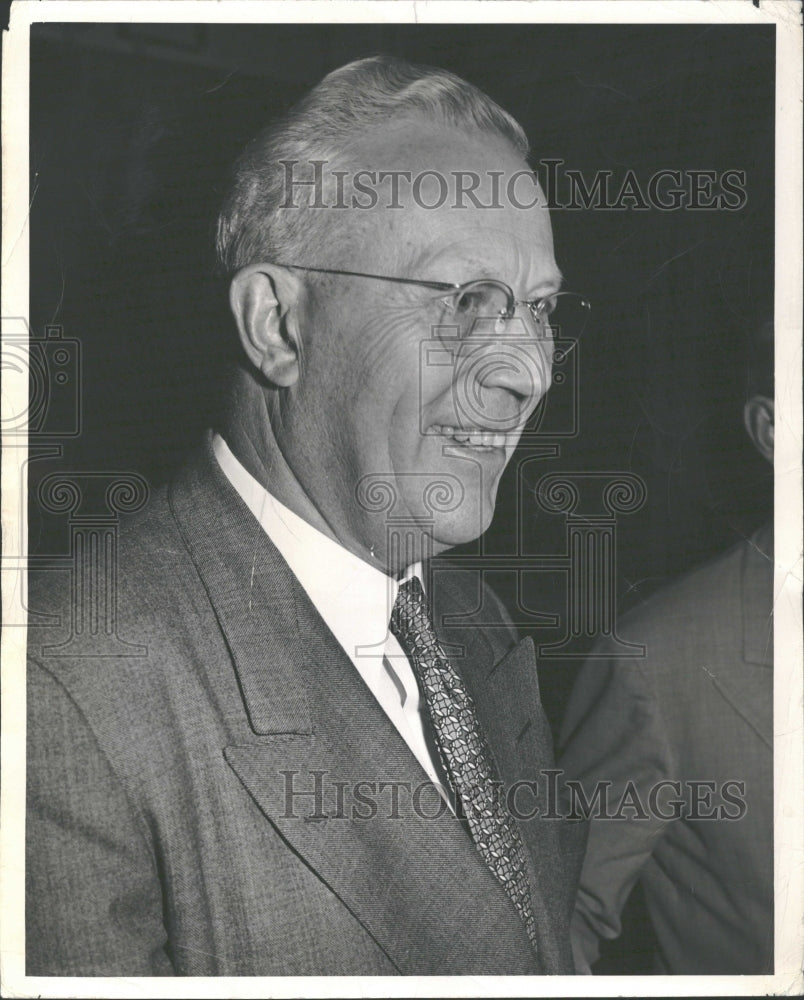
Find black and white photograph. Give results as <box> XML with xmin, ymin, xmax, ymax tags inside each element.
<box><xmin>1</xmin><ymin>1</ymin><xmax>802</xmax><ymax>996</ymax></box>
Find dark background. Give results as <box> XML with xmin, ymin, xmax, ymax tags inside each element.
<box><xmin>28</xmin><ymin>21</ymin><xmax>775</xmax><ymax>973</ymax></box>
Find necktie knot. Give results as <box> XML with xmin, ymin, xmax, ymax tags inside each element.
<box><xmin>389</xmin><ymin>577</ymin><xmax>434</xmax><ymax>653</ymax></box>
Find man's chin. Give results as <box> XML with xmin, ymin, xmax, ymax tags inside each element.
<box><xmin>372</xmin><ymin>504</ymin><xmax>494</xmax><ymax>567</ymax></box>
<box><xmin>369</xmin><ymin>474</ymin><xmax>498</xmax><ymax>566</ymax></box>
<box><xmin>429</xmin><ymin>502</ymin><xmax>496</xmax><ymax>551</ymax></box>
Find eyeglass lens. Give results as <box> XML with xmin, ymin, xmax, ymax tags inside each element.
<box><xmin>445</xmin><ymin>282</ymin><xmax>588</xmax><ymax>342</ymax></box>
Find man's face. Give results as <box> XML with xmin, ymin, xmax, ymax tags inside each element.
<box><xmin>278</xmin><ymin>120</ymin><xmax>561</xmax><ymax>570</ymax></box>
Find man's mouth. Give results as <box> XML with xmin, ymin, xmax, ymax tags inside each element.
<box><xmin>430</xmin><ymin>423</ymin><xmax>514</xmax><ymax>450</ymax></box>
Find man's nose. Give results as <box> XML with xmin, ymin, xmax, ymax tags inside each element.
<box><xmin>455</xmin><ymin>324</ymin><xmax>553</xmax><ymax>430</ymax></box>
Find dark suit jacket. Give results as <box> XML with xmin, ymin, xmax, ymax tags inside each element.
<box><xmin>559</xmin><ymin>524</ymin><xmax>773</xmax><ymax>974</ymax></box>
<box><xmin>27</xmin><ymin>437</ymin><xmax>585</xmax><ymax>976</ymax></box>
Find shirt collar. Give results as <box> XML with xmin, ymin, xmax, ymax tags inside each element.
<box><xmin>212</xmin><ymin>433</ymin><xmax>421</xmax><ymax>660</ymax></box>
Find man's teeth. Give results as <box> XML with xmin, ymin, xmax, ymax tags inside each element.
<box><xmin>431</xmin><ymin>424</ymin><xmax>510</xmax><ymax>448</ymax></box>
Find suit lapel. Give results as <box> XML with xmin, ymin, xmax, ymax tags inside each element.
<box><xmin>742</xmin><ymin>522</ymin><xmax>773</xmax><ymax>672</ymax></box>
<box><xmin>169</xmin><ymin>442</ymin><xmax>312</xmax><ymax>735</ymax></box>
<box><xmin>715</xmin><ymin>525</ymin><xmax>773</xmax><ymax>747</ymax></box>
<box><xmin>168</xmin><ymin>442</ymin><xmax>540</xmax><ymax>974</ymax></box>
<box><xmin>697</xmin><ymin>527</ymin><xmax>773</xmax><ymax>749</ymax></box>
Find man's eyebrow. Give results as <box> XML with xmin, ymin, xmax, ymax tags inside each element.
<box><xmin>528</xmin><ymin>271</ymin><xmax>565</xmax><ymax>298</ymax></box>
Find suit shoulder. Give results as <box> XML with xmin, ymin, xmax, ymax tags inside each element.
<box><xmin>619</xmin><ymin>537</ymin><xmax>750</xmax><ymax>643</ymax></box>
<box><xmin>29</xmin><ymin>480</ymin><xmax>200</xmax><ymax>620</ymax></box>
<box><xmin>26</xmin><ymin>478</ymin><xmax>216</xmax><ymax>707</ymax></box>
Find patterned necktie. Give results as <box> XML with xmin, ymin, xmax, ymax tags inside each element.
<box><xmin>389</xmin><ymin>577</ymin><xmax>538</xmax><ymax>949</ymax></box>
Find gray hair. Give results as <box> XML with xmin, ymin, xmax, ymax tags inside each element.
<box><xmin>215</xmin><ymin>55</ymin><xmax>529</xmax><ymax>275</ymax></box>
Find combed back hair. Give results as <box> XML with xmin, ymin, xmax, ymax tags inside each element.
<box><xmin>215</xmin><ymin>55</ymin><xmax>529</xmax><ymax>275</ymax></box>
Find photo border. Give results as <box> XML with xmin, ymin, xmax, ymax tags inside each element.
<box><xmin>2</xmin><ymin>2</ymin><xmax>801</xmax><ymax>997</ymax></box>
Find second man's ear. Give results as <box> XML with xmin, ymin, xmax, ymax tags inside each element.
<box><xmin>229</xmin><ymin>265</ymin><xmax>302</xmax><ymax>387</ymax></box>
<box><xmin>743</xmin><ymin>394</ymin><xmax>774</xmax><ymax>464</ymax></box>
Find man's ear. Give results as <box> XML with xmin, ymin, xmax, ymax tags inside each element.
<box><xmin>228</xmin><ymin>265</ymin><xmax>302</xmax><ymax>387</ymax></box>
<box><xmin>743</xmin><ymin>394</ymin><xmax>774</xmax><ymax>464</ymax></box>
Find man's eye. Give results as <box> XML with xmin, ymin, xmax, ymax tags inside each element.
<box><xmin>536</xmin><ymin>294</ymin><xmax>559</xmax><ymax>318</ymax></box>
<box><xmin>452</xmin><ymin>290</ymin><xmax>487</xmax><ymax>314</ymax></box>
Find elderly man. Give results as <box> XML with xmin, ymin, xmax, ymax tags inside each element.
<box><xmin>27</xmin><ymin>56</ymin><xmax>587</xmax><ymax>976</ymax></box>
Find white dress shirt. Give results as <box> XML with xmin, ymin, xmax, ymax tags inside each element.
<box><xmin>212</xmin><ymin>433</ymin><xmax>449</xmax><ymax>799</ymax></box>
